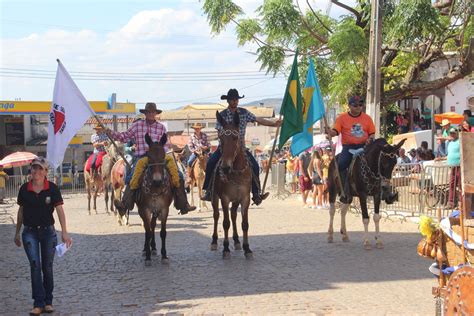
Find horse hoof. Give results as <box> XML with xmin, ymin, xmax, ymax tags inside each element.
<box><xmin>244</xmin><ymin>252</ymin><xmax>253</xmax><ymax>259</ymax></box>
<box><xmin>327</xmin><ymin>235</ymin><xmax>334</xmax><ymax>243</ymax></box>
<box><xmin>151</xmin><ymin>250</ymin><xmax>157</xmax><ymax>256</ymax></box>
<box><xmin>223</xmin><ymin>251</ymin><xmax>231</xmax><ymax>259</ymax></box>
<box><xmin>363</xmin><ymin>240</ymin><xmax>372</xmax><ymax>250</ymax></box>
<box><xmin>145</xmin><ymin>260</ymin><xmax>152</xmax><ymax>266</ymax></box>
<box><xmin>375</xmin><ymin>241</ymin><xmax>384</xmax><ymax>249</ymax></box>
<box><xmin>161</xmin><ymin>257</ymin><xmax>169</xmax><ymax>264</ymax></box>
<box><xmin>342</xmin><ymin>235</ymin><xmax>350</xmax><ymax>242</ymax></box>
<box><xmin>234</xmin><ymin>243</ymin><xmax>242</xmax><ymax>251</ymax></box>
<box><xmin>210</xmin><ymin>243</ymin><xmax>218</xmax><ymax>251</ymax></box>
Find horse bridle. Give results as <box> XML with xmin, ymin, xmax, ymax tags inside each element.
<box><xmin>218</xmin><ymin>129</ymin><xmax>249</xmax><ymax>173</ymax></box>
<box><xmin>359</xmin><ymin>148</ymin><xmax>397</xmax><ymax>194</ymax></box>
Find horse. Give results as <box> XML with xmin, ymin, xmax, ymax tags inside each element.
<box><xmin>84</xmin><ymin>156</ymin><xmax>104</xmax><ymax>215</ymax></box>
<box><xmin>326</xmin><ymin>138</ymin><xmax>406</xmax><ymax>250</ymax></box>
<box><xmin>114</xmin><ymin>133</ymin><xmax>173</xmax><ymax>266</ymax></box>
<box><xmin>189</xmin><ymin>149</ymin><xmax>208</xmax><ymax>211</ymax></box>
<box><xmin>101</xmin><ymin>142</ymin><xmax>124</xmax><ymax>216</ymax></box>
<box><xmin>210</xmin><ymin>111</ymin><xmax>253</xmax><ymax>259</ymax></box>
<box><xmin>110</xmin><ymin>157</ymin><xmax>128</xmax><ymax>226</ymax></box>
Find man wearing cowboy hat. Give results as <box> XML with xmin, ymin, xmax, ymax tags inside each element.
<box><xmin>186</xmin><ymin>122</ymin><xmax>210</xmax><ymax>185</ymax></box>
<box><xmin>106</xmin><ymin>102</ymin><xmax>196</xmax><ymax>215</ymax></box>
<box><xmin>201</xmin><ymin>88</ymin><xmax>281</xmax><ymax>205</ymax></box>
<box><xmin>86</xmin><ymin>122</ymin><xmax>109</xmax><ymax>174</ymax></box>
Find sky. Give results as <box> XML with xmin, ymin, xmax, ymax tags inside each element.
<box><xmin>0</xmin><ymin>0</ymin><xmax>353</xmax><ymax>110</ymax></box>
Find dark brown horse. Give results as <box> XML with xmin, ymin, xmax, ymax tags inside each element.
<box><xmin>116</xmin><ymin>133</ymin><xmax>173</xmax><ymax>265</ymax></box>
<box><xmin>211</xmin><ymin>111</ymin><xmax>253</xmax><ymax>259</ymax></box>
<box><xmin>327</xmin><ymin>138</ymin><xmax>406</xmax><ymax>249</ymax></box>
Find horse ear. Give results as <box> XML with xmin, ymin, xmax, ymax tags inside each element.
<box><xmin>145</xmin><ymin>133</ymin><xmax>152</xmax><ymax>147</ymax></box>
<box><xmin>393</xmin><ymin>138</ymin><xmax>407</xmax><ymax>152</ymax></box>
<box><xmin>233</xmin><ymin>112</ymin><xmax>240</xmax><ymax>127</ymax></box>
<box><xmin>216</xmin><ymin>111</ymin><xmax>226</xmax><ymax>127</ymax></box>
<box><xmin>160</xmin><ymin>133</ymin><xmax>168</xmax><ymax>146</ymax></box>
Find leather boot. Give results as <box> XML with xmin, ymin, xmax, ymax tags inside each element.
<box><xmin>201</xmin><ymin>190</ymin><xmax>212</xmax><ymax>201</ymax></box>
<box><xmin>252</xmin><ymin>192</ymin><xmax>270</xmax><ymax>206</ymax></box>
<box><xmin>173</xmin><ymin>180</ymin><xmax>197</xmax><ymax>215</ymax></box>
<box><xmin>339</xmin><ymin>170</ymin><xmax>352</xmax><ymax>204</ymax></box>
<box><xmin>114</xmin><ymin>185</ymin><xmax>135</xmax><ymax>214</ymax></box>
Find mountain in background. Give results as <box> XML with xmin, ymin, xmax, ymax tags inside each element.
<box><xmin>242</xmin><ymin>98</ymin><xmax>283</xmax><ymax>112</ymax></box>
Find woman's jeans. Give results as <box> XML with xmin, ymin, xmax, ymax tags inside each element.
<box><xmin>22</xmin><ymin>225</ymin><xmax>57</xmax><ymax>308</ymax></box>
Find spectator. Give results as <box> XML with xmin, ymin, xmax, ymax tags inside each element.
<box><xmin>298</xmin><ymin>150</ymin><xmax>312</xmax><ymax>208</ymax></box>
<box><xmin>0</xmin><ymin>165</ymin><xmax>9</xmax><ymax>204</ymax></box>
<box><xmin>397</xmin><ymin>148</ymin><xmax>411</xmax><ymax>164</ymax></box>
<box><xmin>461</xmin><ymin>119</ymin><xmax>473</xmax><ymax>133</ymax></box>
<box><xmin>14</xmin><ymin>157</ymin><xmax>72</xmax><ymax>315</ymax></box>
<box><xmin>285</xmin><ymin>152</ymin><xmax>297</xmax><ymax>194</ymax></box>
<box><xmin>422</xmin><ymin>107</ymin><xmax>432</xmax><ymax>129</ymax></box>
<box><xmin>414</xmin><ymin>108</ymin><xmax>421</xmax><ymax>125</ymax></box>
<box><xmin>308</xmin><ymin>148</ymin><xmax>324</xmax><ymax>209</ymax></box>
<box><xmin>435</xmin><ymin>127</ymin><xmax>461</xmax><ymax>208</ymax></box>
<box><xmin>463</xmin><ymin>109</ymin><xmax>474</xmax><ymax>127</ymax></box>
<box><xmin>409</xmin><ymin>148</ymin><xmax>417</xmax><ymax>163</ymax></box>
<box><xmin>435</xmin><ymin>138</ymin><xmax>448</xmax><ymax>158</ymax></box>
<box><xmin>413</xmin><ymin>124</ymin><xmax>422</xmax><ymax>132</ymax></box>
<box><xmin>420</xmin><ymin>141</ymin><xmax>435</xmax><ymax>160</ymax></box>
<box><xmin>395</xmin><ymin>113</ymin><xmax>404</xmax><ymax>133</ymax></box>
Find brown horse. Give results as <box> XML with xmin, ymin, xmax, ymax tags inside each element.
<box><xmin>210</xmin><ymin>111</ymin><xmax>253</xmax><ymax>259</ymax></box>
<box><xmin>326</xmin><ymin>138</ymin><xmax>406</xmax><ymax>249</ymax></box>
<box><xmin>111</xmin><ymin>157</ymin><xmax>128</xmax><ymax>225</ymax></box>
<box><xmin>84</xmin><ymin>157</ymin><xmax>104</xmax><ymax>215</ymax></box>
<box><xmin>115</xmin><ymin>133</ymin><xmax>173</xmax><ymax>266</ymax></box>
<box><xmin>101</xmin><ymin>142</ymin><xmax>124</xmax><ymax>216</ymax></box>
<box><xmin>189</xmin><ymin>149</ymin><xmax>208</xmax><ymax>211</ymax></box>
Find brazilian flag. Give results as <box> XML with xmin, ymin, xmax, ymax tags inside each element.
<box><xmin>278</xmin><ymin>51</ymin><xmax>303</xmax><ymax>149</ymax></box>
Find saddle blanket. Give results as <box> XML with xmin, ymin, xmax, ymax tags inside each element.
<box><xmin>85</xmin><ymin>151</ymin><xmax>107</xmax><ymax>173</ymax></box>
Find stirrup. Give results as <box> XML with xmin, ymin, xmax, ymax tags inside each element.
<box><xmin>201</xmin><ymin>190</ymin><xmax>212</xmax><ymax>201</ymax></box>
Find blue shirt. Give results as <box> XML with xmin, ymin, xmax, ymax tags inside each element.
<box><xmin>447</xmin><ymin>139</ymin><xmax>460</xmax><ymax>166</ymax></box>
<box><xmin>216</xmin><ymin>107</ymin><xmax>256</xmax><ymax>146</ymax></box>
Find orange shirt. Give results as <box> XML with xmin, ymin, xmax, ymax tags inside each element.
<box><xmin>333</xmin><ymin>112</ymin><xmax>375</xmax><ymax>145</ymax></box>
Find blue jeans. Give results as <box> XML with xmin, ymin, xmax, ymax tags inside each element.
<box><xmin>337</xmin><ymin>144</ymin><xmax>365</xmax><ymax>173</ymax></box>
<box><xmin>22</xmin><ymin>225</ymin><xmax>57</xmax><ymax>308</ymax></box>
<box><xmin>203</xmin><ymin>149</ymin><xmax>260</xmax><ymax>196</ymax></box>
<box><xmin>187</xmin><ymin>153</ymin><xmax>197</xmax><ymax>167</ymax></box>
<box><xmin>125</xmin><ymin>156</ymin><xmax>140</xmax><ymax>185</ymax></box>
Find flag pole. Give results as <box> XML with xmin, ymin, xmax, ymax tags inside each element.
<box><xmin>55</xmin><ymin>59</ymin><xmax>132</xmax><ymax>170</ymax></box>
<box><xmin>322</xmin><ymin>115</ymin><xmax>345</xmax><ymax>196</ymax></box>
<box><xmin>261</xmin><ymin>114</ymin><xmax>282</xmax><ymax>194</ymax></box>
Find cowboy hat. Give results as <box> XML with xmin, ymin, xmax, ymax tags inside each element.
<box><xmin>139</xmin><ymin>102</ymin><xmax>163</xmax><ymax>114</ymax></box>
<box><xmin>191</xmin><ymin>123</ymin><xmax>204</xmax><ymax>129</ymax></box>
<box><xmin>440</xmin><ymin>119</ymin><xmax>450</xmax><ymax>127</ymax></box>
<box><xmin>93</xmin><ymin>123</ymin><xmax>105</xmax><ymax>130</ymax></box>
<box><xmin>221</xmin><ymin>89</ymin><xmax>245</xmax><ymax>100</ymax></box>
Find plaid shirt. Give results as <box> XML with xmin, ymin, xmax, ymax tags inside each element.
<box><xmin>188</xmin><ymin>132</ymin><xmax>210</xmax><ymax>153</ymax></box>
<box><xmin>216</xmin><ymin>108</ymin><xmax>256</xmax><ymax>146</ymax></box>
<box><xmin>91</xmin><ymin>132</ymin><xmax>109</xmax><ymax>153</ymax></box>
<box><xmin>110</xmin><ymin>119</ymin><xmax>167</xmax><ymax>157</ymax></box>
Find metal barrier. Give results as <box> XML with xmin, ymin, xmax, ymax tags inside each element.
<box><xmin>3</xmin><ymin>172</ymin><xmax>87</xmax><ymax>199</ymax></box>
<box><xmin>386</xmin><ymin>162</ymin><xmax>459</xmax><ymax>218</ymax></box>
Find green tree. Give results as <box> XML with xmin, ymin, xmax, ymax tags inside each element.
<box><xmin>202</xmin><ymin>0</ymin><xmax>473</xmax><ymax>107</ymax></box>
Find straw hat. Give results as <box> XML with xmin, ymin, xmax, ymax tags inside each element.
<box><xmin>440</xmin><ymin>119</ymin><xmax>450</xmax><ymax>127</ymax></box>
<box><xmin>93</xmin><ymin>123</ymin><xmax>104</xmax><ymax>130</ymax></box>
<box><xmin>191</xmin><ymin>123</ymin><xmax>204</xmax><ymax>129</ymax></box>
<box><xmin>139</xmin><ymin>102</ymin><xmax>163</xmax><ymax>114</ymax></box>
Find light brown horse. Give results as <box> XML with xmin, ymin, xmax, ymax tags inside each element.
<box><xmin>115</xmin><ymin>133</ymin><xmax>173</xmax><ymax>266</ymax></box>
<box><xmin>189</xmin><ymin>149</ymin><xmax>208</xmax><ymax>211</ymax></box>
<box><xmin>211</xmin><ymin>111</ymin><xmax>253</xmax><ymax>259</ymax></box>
<box><xmin>84</xmin><ymin>157</ymin><xmax>104</xmax><ymax>215</ymax></box>
<box><xmin>111</xmin><ymin>157</ymin><xmax>128</xmax><ymax>225</ymax></box>
<box><xmin>101</xmin><ymin>142</ymin><xmax>124</xmax><ymax>216</ymax></box>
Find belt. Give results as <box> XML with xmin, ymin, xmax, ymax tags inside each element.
<box><xmin>24</xmin><ymin>225</ymin><xmax>54</xmax><ymax>230</ymax></box>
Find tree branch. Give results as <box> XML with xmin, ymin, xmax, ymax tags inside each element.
<box><xmin>331</xmin><ymin>0</ymin><xmax>361</xmax><ymax>20</ymax></box>
<box><xmin>296</xmin><ymin>0</ymin><xmax>328</xmax><ymax>44</ymax></box>
<box><xmin>305</xmin><ymin>0</ymin><xmax>333</xmax><ymax>34</ymax></box>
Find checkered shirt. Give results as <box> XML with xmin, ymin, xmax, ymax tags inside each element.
<box><xmin>216</xmin><ymin>108</ymin><xmax>256</xmax><ymax>146</ymax></box>
<box><xmin>188</xmin><ymin>132</ymin><xmax>210</xmax><ymax>153</ymax></box>
<box><xmin>91</xmin><ymin>132</ymin><xmax>109</xmax><ymax>153</ymax></box>
<box><xmin>110</xmin><ymin>119</ymin><xmax>167</xmax><ymax>157</ymax></box>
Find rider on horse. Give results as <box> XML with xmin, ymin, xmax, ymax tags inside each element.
<box><xmin>186</xmin><ymin>122</ymin><xmax>210</xmax><ymax>185</ymax></box>
<box><xmin>86</xmin><ymin>123</ymin><xmax>109</xmax><ymax>175</ymax></box>
<box><xmin>106</xmin><ymin>102</ymin><xmax>196</xmax><ymax>215</ymax></box>
<box><xmin>201</xmin><ymin>89</ymin><xmax>281</xmax><ymax>205</ymax></box>
<box><xmin>325</xmin><ymin>95</ymin><xmax>376</xmax><ymax>204</ymax></box>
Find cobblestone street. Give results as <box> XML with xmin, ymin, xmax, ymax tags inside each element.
<box><xmin>1</xmin><ymin>193</ymin><xmax>436</xmax><ymax>315</ymax></box>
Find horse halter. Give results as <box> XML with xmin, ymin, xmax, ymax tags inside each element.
<box><xmin>218</xmin><ymin>129</ymin><xmax>248</xmax><ymax>173</ymax></box>
<box><xmin>359</xmin><ymin>148</ymin><xmax>397</xmax><ymax>193</ymax></box>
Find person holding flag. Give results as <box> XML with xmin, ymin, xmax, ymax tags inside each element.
<box><xmin>324</xmin><ymin>96</ymin><xmax>376</xmax><ymax>203</ymax></box>
<box><xmin>200</xmin><ymin>88</ymin><xmax>281</xmax><ymax>205</ymax></box>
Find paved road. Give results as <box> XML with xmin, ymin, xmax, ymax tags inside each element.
<box><xmin>1</xmin><ymin>192</ymin><xmax>436</xmax><ymax>315</ymax></box>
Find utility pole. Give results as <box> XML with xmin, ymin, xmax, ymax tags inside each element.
<box><xmin>366</xmin><ymin>0</ymin><xmax>383</xmax><ymax>137</ymax></box>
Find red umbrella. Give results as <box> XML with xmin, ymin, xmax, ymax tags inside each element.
<box><xmin>0</xmin><ymin>152</ymin><xmax>38</xmax><ymax>168</ymax></box>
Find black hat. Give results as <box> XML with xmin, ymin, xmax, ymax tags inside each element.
<box><xmin>139</xmin><ymin>102</ymin><xmax>163</xmax><ymax>114</ymax></box>
<box><xmin>221</xmin><ymin>89</ymin><xmax>245</xmax><ymax>100</ymax></box>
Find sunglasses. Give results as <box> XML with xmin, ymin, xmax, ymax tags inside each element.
<box><xmin>349</xmin><ymin>103</ymin><xmax>363</xmax><ymax>107</ymax></box>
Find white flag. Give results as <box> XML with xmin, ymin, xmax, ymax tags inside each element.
<box><xmin>47</xmin><ymin>60</ymin><xmax>95</xmax><ymax>169</ymax></box>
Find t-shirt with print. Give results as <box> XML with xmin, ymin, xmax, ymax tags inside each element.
<box><xmin>333</xmin><ymin>112</ymin><xmax>376</xmax><ymax>145</ymax></box>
